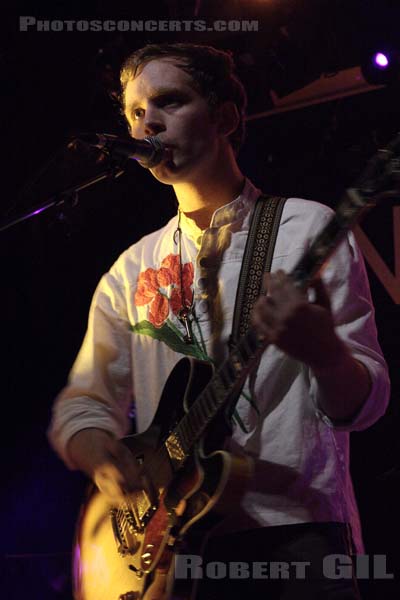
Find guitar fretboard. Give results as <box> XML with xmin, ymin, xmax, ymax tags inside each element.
<box><xmin>174</xmin><ymin>328</ymin><xmax>262</xmax><ymax>454</ymax></box>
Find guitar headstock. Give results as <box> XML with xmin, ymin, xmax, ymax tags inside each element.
<box><xmin>292</xmin><ymin>132</ymin><xmax>400</xmax><ymax>288</ymax></box>
<box><xmin>351</xmin><ymin>132</ymin><xmax>400</xmax><ymax>204</ymax></box>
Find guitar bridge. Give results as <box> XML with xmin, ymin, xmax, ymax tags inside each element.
<box><xmin>110</xmin><ymin>508</ymin><xmax>140</xmax><ymax>556</ymax></box>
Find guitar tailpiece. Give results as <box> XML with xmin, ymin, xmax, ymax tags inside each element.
<box><xmin>118</xmin><ymin>592</ymin><xmax>140</xmax><ymax>600</ymax></box>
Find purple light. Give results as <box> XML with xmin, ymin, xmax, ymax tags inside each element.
<box><xmin>374</xmin><ymin>52</ymin><xmax>389</xmax><ymax>69</ymax></box>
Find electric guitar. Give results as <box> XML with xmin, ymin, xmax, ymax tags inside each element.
<box><xmin>72</xmin><ymin>135</ymin><xmax>400</xmax><ymax>600</ymax></box>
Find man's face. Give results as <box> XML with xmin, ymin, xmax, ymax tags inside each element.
<box><xmin>124</xmin><ymin>58</ymin><xmax>222</xmax><ymax>185</ymax></box>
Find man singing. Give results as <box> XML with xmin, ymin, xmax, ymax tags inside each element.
<box><xmin>49</xmin><ymin>43</ymin><xmax>390</xmax><ymax>599</ymax></box>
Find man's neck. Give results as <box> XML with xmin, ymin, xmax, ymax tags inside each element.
<box><xmin>173</xmin><ymin>160</ymin><xmax>245</xmax><ymax>230</ymax></box>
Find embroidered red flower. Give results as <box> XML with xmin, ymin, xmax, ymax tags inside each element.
<box><xmin>135</xmin><ymin>268</ymin><xmax>159</xmax><ymax>305</ymax></box>
<box><xmin>170</xmin><ymin>262</ymin><xmax>194</xmax><ymax>315</ymax></box>
<box><xmin>134</xmin><ymin>255</ymin><xmax>194</xmax><ymax>328</ymax></box>
<box><xmin>158</xmin><ymin>254</ymin><xmax>181</xmax><ymax>286</ymax></box>
<box><xmin>134</xmin><ymin>267</ymin><xmax>169</xmax><ymax>327</ymax></box>
<box><xmin>148</xmin><ymin>293</ymin><xmax>169</xmax><ymax>328</ymax></box>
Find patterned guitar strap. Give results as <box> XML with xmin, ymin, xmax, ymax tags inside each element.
<box><xmin>227</xmin><ymin>194</ymin><xmax>287</xmax><ymax>423</ymax></box>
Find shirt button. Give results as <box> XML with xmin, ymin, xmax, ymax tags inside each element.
<box><xmin>198</xmin><ymin>299</ymin><xmax>209</xmax><ymax>313</ymax></box>
<box><xmin>197</xmin><ymin>277</ymin><xmax>208</xmax><ymax>289</ymax></box>
<box><xmin>199</xmin><ymin>256</ymin><xmax>218</xmax><ymax>268</ymax></box>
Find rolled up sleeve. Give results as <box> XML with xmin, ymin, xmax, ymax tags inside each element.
<box><xmin>310</xmin><ymin>229</ymin><xmax>391</xmax><ymax>431</ymax></box>
<box><xmin>47</xmin><ymin>269</ymin><xmax>133</xmax><ymax>468</ymax></box>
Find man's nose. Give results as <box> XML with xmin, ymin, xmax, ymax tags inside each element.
<box><xmin>143</xmin><ymin>107</ymin><xmax>166</xmax><ymax>137</ymax></box>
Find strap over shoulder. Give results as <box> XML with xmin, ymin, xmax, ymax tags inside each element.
<box><xmin>230</xmin><ymin>194</ymin><xmax>287</xmax><ymax>346</ymax></box>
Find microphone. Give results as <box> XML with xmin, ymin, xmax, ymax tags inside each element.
<box><xmin>74</xmin><ymin>133</ymin><xmax>165</xmax><ymax>168</ymax></box>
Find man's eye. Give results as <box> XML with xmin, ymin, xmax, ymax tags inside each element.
<box><xmin>133</xmin><ymin>108</ymin><xmax>144</xmax><ymax>120</ymax></box>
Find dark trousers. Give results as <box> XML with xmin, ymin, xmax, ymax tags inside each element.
<box><xmin>182</xmin><ymin>522</ymin><xmax>362</xmax><ymax>599</ymax></box>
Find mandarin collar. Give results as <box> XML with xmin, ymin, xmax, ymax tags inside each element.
<box><xmin>179</xmin><ymin>178</ymin><xmax>262</xmax><ymax>244</ymax></box>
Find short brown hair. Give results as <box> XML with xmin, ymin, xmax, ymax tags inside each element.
<box><xmin>120</xmin><ymin>43</ymin><xmax>247</xmax><ymax>155</ymax></box>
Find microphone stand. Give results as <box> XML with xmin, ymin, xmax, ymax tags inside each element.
<box><xmin>0</xmin><ymin>161</ymin><xmax>125</xmax><ymax>234</ymax></box>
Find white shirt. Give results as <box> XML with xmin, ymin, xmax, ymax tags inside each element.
<box><xmin>48</xmin><ymin>179</ymin><xmax>390</xmax><ymax>553</ymax></box>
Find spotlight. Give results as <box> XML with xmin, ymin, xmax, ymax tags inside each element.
<box><xmin>361</xmin><ymin>49</ymin><xmax>400</xmax><ymax>85</ymax></box>
<box><xmin>373</xmin><ymin>52</ymin><xmax>389</xmax><ymax>69</ymax></box>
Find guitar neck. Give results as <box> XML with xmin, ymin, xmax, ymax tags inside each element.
<box><xmin>291</xmin><ymin>188</ymin><xmax>372</xmax><ymax>289</ymax></box>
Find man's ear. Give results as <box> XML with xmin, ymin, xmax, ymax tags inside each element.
<box><xmin>216</xmin><ymin>101</ymin><xmax>240</xmax><ymax>137</ymax></box>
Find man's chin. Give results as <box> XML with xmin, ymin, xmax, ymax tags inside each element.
<box><xmin>149</xmin><ymin>160</ymin><xmax>186</xmax><ymax>184</ymax></box>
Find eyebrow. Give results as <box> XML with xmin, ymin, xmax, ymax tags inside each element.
<box><xmin>126</xmin><ymin>87</ymin><xmax>190</xmax><ymax>116</ymax></box>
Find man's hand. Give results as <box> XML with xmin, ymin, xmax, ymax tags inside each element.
<box><xmin>251</xmin><ymin>270</ymin><xmax>372</xmax><ymax>422</ymax></box>
<box><xmin>251</xmin><ymin>270</ymin><xmax>346</xmax><ymax>370</ymax></box>
<box><xmin>67</xmin><ymin>428</ymin><xmax>145</xmax><ymax>502</ymax></box>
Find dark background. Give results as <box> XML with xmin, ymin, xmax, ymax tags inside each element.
<box><xmin>1</xmin><ymin>1</ymin><xmax>399</xmax><ymax>598</ymax></box>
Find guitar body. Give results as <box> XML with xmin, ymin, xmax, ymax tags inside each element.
<box><xmin>73</xmin><ymin>357</ymin><xmax>253</xmax><ymax>600</ymax></box>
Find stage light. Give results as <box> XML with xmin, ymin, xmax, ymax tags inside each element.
<box><xmin>373</xmin><ymin>52</ymin><xmax>389</xmax><ymax>69</ymax></box>
<box><xmin>361</xmin><ymin>49</ymin><xmax>400</xmax><ymax>85</ymax></box>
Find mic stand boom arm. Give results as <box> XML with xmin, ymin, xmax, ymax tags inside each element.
<box><xmin>0</xmin><ymin>163</ymin><xmax>124</xmax><ymax>234</ymax></box>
